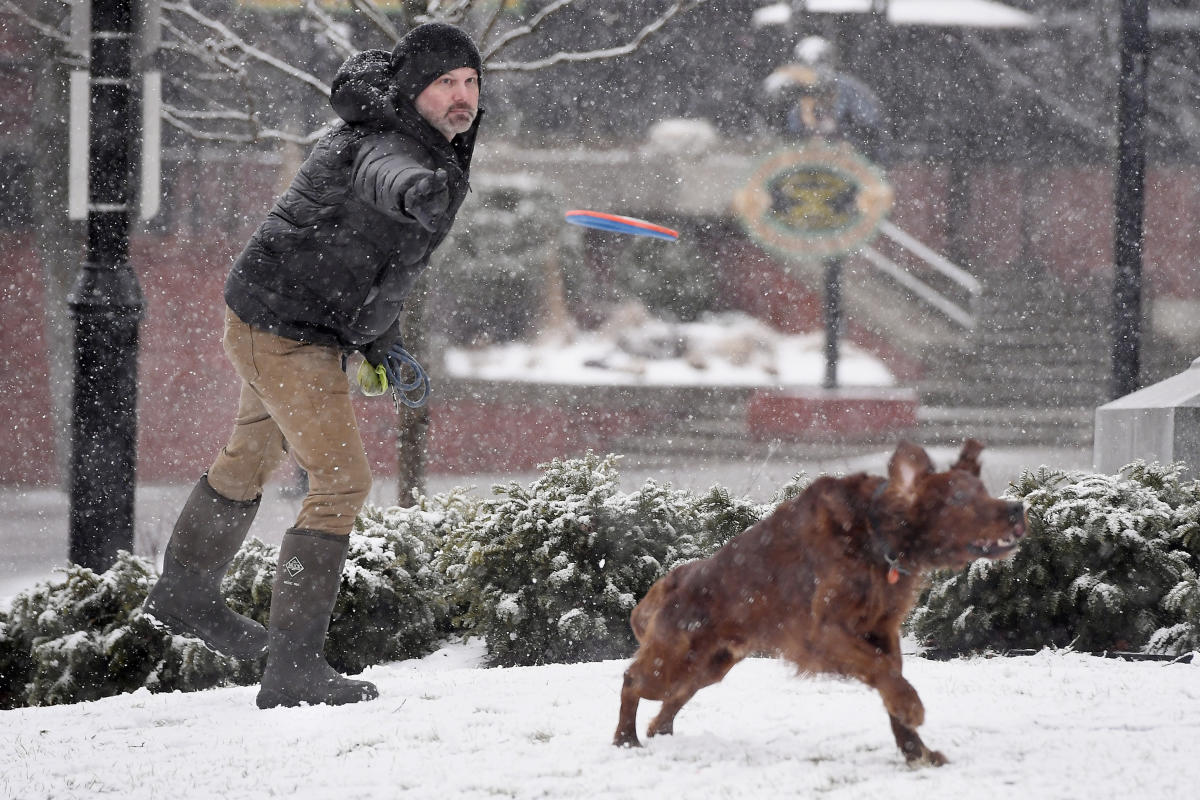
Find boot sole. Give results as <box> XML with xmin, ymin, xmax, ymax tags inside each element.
<box><xmin>142</xmin><ymin>606</ymin><xmax>267</xmax><ymax>662</ymax></box>
<box><xmin>255</xmin><ymin>687</ymin><xmax>299</xmax><ymax>709</ymax></box>
<box><xmin>256</xmin><ymin>684</ymin><xmax>379</xmax><ymax>710</ymax></box>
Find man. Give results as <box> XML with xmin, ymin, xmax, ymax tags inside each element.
<box><xmin>142</xmin><ymin>22</ymin><xmax>483</xmax><ymax>709</ymax></box>
<box><xmin>762</xmin><ymin>35</ymin><xmax>889</xmax><ymax>164</ymax></box>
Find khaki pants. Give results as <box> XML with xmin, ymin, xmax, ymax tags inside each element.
<box><xmin>207</xmin><ymin>308</ymin><xmax>371</xmax><ymax>536</ymax></box>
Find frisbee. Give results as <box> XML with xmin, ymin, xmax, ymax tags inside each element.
<box><xmin>564</xmin><ymin>210</ymin><xmax>679</xmax><ymax>241</ymax></box>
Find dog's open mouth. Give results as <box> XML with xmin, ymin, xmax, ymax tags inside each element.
<box><xmin>966</xmin><ymin>532</ymin><xmax>1023</xmax><ymax>558</ymax></box>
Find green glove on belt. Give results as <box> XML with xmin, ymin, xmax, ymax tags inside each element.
<box><xmin>355</xmin><ymin>343</ymin><xmax>430</xmax><ymax>409</ymax></box>
<box><xmin>356</xmin><ymin>360</ymin><xmax>390</xmax><ymax>397</ymax></box>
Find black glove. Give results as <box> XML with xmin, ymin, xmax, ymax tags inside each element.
<box><xmin>404</xmin><ymin>168</ymin><xmax>449</xmax><ymax>232</ymax></box>
<box><xmin>358</xmin><ymin>335</ymin><xmax>395</xmax><ymax>369</ymax></box>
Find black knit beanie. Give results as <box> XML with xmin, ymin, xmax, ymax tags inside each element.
<box><xmin>390</xmin><ymin>22</ymin><xmax>483</xmax><ymax>102</ymax></box>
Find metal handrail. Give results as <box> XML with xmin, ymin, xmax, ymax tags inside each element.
<box><xmin>878</xmin><ymin>220</ymin><xmax>982</xmax><ymax>295</ymax></box>
<box><xmin>858</xmin><ymin>246</ymin><xmax>974</xmax><ymax>329</ymax></box>
<box><xmin>857</xmin><ymin>222</ymin><xmax>980</xmax><ymax>329</ymax></box>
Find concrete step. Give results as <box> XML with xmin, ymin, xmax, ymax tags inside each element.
<box><xmin>916</xmin><ymin>405</ymin><xmax>1095</xmax><ymax>447</ymax></box>
<box><xmin>917</xmin><ymin>405</ymin><xmax>1094</xmax><ymax>424</ymax></box>
<box><xmin>610</xmin><ymin>397</ymin><xmax>1096</xmax><ymax>453</ymax></box>
<box><xmin>609</xmin><ymin>411</ymin><xmax>1091</xmax><ymax>452</ymax></box>
<box><xmin>917</xmin><ymin>382</ymin><xmax>1106</xmax><ymax>408</ymax></box>
<box><xmin>917</xmin><ymin>425</ymin><xmax>1092</xmax><ymax>448</ymax></box>
<box><xmin>973</xmin><ymin>338</ymin><xmax>1106</xmax><ymax>358</ymax></box>
<box><xmin>948</xmin><ymin>366</ymin><xmax>1108</xmax><ymax>385</ymax></box>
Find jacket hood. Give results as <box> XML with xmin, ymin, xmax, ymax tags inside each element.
<box><xmin>330</xmin><ymin>49</ymin><xmax>401</xmax><ymax>127</ymax></box>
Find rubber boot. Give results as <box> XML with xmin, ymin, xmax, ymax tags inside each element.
<box><xmin>256</xmin><ymin>529</ymin><xmax>378</xmax><ymax>709</ymax></box>
<box><xmin>142</xmin><ymin>475</ymin><xmax>266</xmax><ymax>660</ymax></box>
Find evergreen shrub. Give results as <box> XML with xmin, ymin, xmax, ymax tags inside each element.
<box><xmin>0</xmin><ymin>494</ymin><xmax>462</xmax><ymax>708</ymax></box>
<box><xmin>437</xmin><ymin>452</ymin><xmax>766</xmax><ymax>667</ymax></box>
<box><xmin>0</xmin><ymin>458</ymin><xmax>772</xmax><ymax>706</ymax></box>
<box><xmin>909</xmin><ymin>462</ymin><xmax>1200</xmax><ymax>656</ymax></box>
<box><xmin>171</xmin><ymin>498</ymin><xmax>459</xmax><ymax>677</ymax></box>
<box><xmin>326</xmin><ymin>493</ymin><xmax>468</xmax><ymax>672</ymax></box>
<box><xmin>0</xmin><ymin>552</ymin><xmax>255</xmax><ymax>709</ymax></box>
<box><xmin>610</xmin><ymin>234</ymin><xmax>718</xmax><ymax>322</ymax></box>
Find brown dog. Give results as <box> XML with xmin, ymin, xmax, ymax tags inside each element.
<box><xmin>613</xmin><ymin>439</ymin><xmax>1026</xmax><ymax>765</ymax></box>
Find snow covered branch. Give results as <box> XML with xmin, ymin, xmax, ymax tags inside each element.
<box><xmin>301</xmin><ymin>0</ymin><xmax>358</xmax><ymax>59</ymax></box>
<box><xmin>0</xmin><ymin>0</ymin><xmax>68</xmax><ymax>46</ymax></box>
<box><xmin>476</xmin><ymin>0</ymin><xmax>506</xmax><ymax>49</ymax></box>
<box><xmin>483</xmin><ymin>0</ymin><xmax>700</xmax><ymax>72</ymax></box>
<box><xmin>161</xmin><ymin>0</ymin><xmax>331</xmax><ymax>97</ymax></box>
<box><xmin>420</xmin><ymin>0</ymin><xmax>474</xmax><ymax>26</ymax></box>
<box><xmin>346</xmin><ymin>0</ymin><xmax>405</xmax><ymax>45</ymax></box>
<box><xmin>3</xmin><ymin>0</ymin><xmax>699</xmax><ymax>145</ymax></box>
<box><xmin>481</xmin><ymin>0</ymin><xmax>577</xmax><ymax>62</ymax></box>
<box><xmin>162</xmin><ymin>103</ymin><xmax>331</xmax><ymax>145</ymax></box>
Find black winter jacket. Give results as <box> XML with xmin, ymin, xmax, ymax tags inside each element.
<box><xmin>224</xmin><ymin>49</ymin><xmax>481</xmax><ymax>356</ymax></box>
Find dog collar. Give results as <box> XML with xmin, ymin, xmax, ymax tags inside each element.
<box><xmin>883</xmin><ymin>552</ymin><xmax>912</xmax><ymax>584</ymax></box>
<box><xmin>868</xmin><ymin>480</ymin><xmax>911</xmax><ymax>584</ymax></box>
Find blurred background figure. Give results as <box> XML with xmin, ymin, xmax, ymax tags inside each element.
<box><xmin>762</xmin><ymin>35</ymin><xmax>891</xmax><ymax>164</ymax></box>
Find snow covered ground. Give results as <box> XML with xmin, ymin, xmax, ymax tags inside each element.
<box><xmin>3</xmin><ymin>638</ymin><xmax>1196</xmax><ymax>799</ymax></box>
<box><xmin>4</xmin><ymin>293</ymin><xmax>1180</xmax><ymax>800</ymax></box>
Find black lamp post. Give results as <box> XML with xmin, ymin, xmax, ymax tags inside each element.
<box><xmin>1110</xmin><ymin>0</ymin><xmax>1149</xmax><ymax>399</ymax></box>
<box><xmin>67</xmin><ymin>0</ymin><xmax>145</xmax><ymax>571</ymax></box>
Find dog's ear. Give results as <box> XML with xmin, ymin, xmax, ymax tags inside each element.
<box><xmin>950</xmin><ymin>438</ymin><xmax>984</xmax><ymax>476</ymax></box>
<box><xmin>887</xmin><ymin>440</ymin><xmax>935</xmax><ymax>502</ymax></box>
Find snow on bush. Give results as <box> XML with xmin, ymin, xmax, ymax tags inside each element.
<box><xmin>329</xmin><ymin>491</ymin><xmax>470</xmax><ymax>672</ymax></box>
<box><xmin>0</xmin><ymin>552</ymin><xmax>254</xmax><ymax>709</ymax></box>
<box><xmin>437</xmin><ymin>452</ymin><xmax>766</xmax><ymax>667</ymax></box>
<box><xmin>216</xmin><ymin>492</ymin><xmax>465</xmax><ymax>676</ymax></box>
<box><xmin>910</xmin><ymin>461</ymin><xmax>1200</xmax><ymax>656</ymax></box>
<box><xmin>0</xmin><ymin>461</ymin><xmax>766</xmax><ymax>706</ymax></box>
<box><xmin>0</xmin><ymin>491</ymin><xmax>467</xmax><ymax>708</ymax></box>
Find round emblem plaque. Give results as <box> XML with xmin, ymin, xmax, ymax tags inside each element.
<box><xmin>733</xmin><ymin>141</ymin><xmax>893</xmax><ymax>261</ymax></box>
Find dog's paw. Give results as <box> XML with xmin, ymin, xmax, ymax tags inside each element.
<box><xmin>905</xmin><ymin>748</ymin><xmax>948</xmax><ymax>768</ymax></box>
<box><xmin>646</xmin><ymin>716</ymin><xmax>675</xmax><ymax>738</ymax></box>
<box><xmin>613</xmin><ymin>731</ymin><xmax>643</xmax><ymax>748</ymax></box>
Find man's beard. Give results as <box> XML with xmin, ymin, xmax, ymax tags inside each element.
<box><xmin>447</xmin><ymin>105</ymin><xmax>476</xmax><ymax>128</ymax></box>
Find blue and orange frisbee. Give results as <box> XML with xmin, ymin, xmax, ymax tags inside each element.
<box><xmin>564</xmin><ymin>210</ymin><xmax>679</xmax><ymax>241</ymax></box>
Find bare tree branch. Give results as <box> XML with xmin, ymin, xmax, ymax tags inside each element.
<box><xmin>347</xmin><ymin>0</ymin><xmax>404</xmax><ymax>45</ymax></box>
<box><xmin>163</xmin><ymin>104</ymin><xmax>331</xmax><ymax>145</ymax></box>
<box><xmin>302</xmin><ymin>0</ymin><xmax>358</xmax><ymax>59</ymax></box>
<box><xmin>486</xmin><ymin>0</ymin><xmax>696</xmax><ymax>72</ymax></box>
<box><xmin>161</xmin><ymin>16</ymin><xmax>248</xmax><ymax>73</ymax></box>
<box><xmin>1</xmin><ymin>0</ymin><xmax>69</xmax><ymax>44</ymax></box>
<box><xmin>162</xmin><ymin>0</ymin><xmax>330</xmax><ymax>97</ymax></box>
<box><xmin>482</xmin><ymin>0</ymin><xmax>577</xmax><ymax>62</ymax></box>
<box><xmin>477</xmin><ymin>0</ymin><xmax>506</xmax><ymax>47</ymax></box>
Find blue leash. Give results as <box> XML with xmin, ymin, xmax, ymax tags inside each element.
<box><xmin>389</xmin><ymin>348</ymin><xmax>431</xmax><ymax>410</ymax></box>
